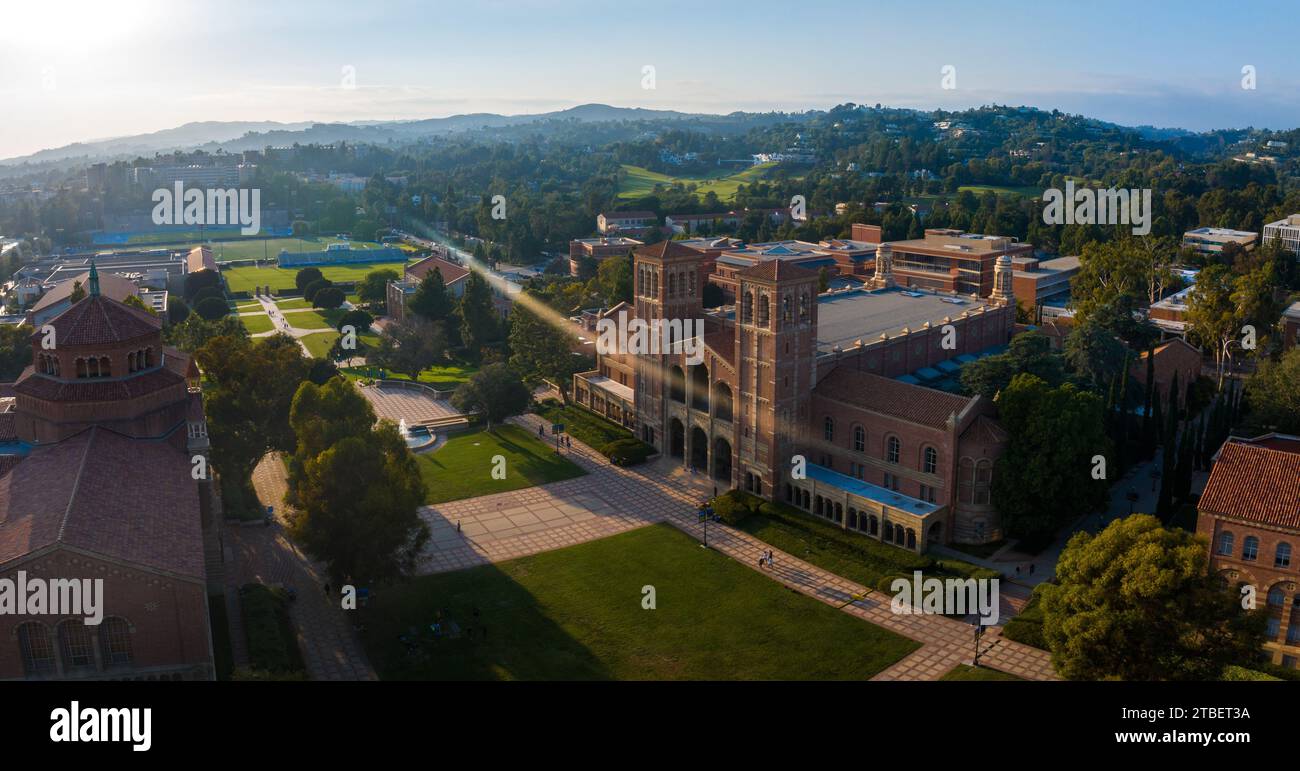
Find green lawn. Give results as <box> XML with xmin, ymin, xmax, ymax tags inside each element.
<box><xmin>956</xmin><ymin>184</ymin><xmax>1044</xmax><ymax>198</ymax></box>
<box><xmin>360</xmin><ymin>523</ymin><xmax>920</xmax><ymax>680</ymax></box>
<box><xmin>534</xmin><ymin>402</ymin><xmax>634</xmax><ymax>449</ymax></box>
<box><xmin>416</xmin><ymin>425</ymin><xmax>585</xmax><ymax>504</ymax></box>
<box><xmin>209</xmin><ymin>236</ymin><xmax>387</xmax><ymax>263</ymax></box>
<box><xmin>617</xmin><ymin>163</ymin><xmax>777</xmax><ymax>202</ymax></box>
<box><xmin>299</xmin><ymin>332</ymin><xmax>339</xmax><ymax>358</ymax></box>
<box><xmin>273</xmin><ymin>297</ymin><xmax>313</xmax><ymax>310</ymax></box>
<box><xmin>240</xmin><ymin>313</ymin><xmax>275</xmax><ymax>334</ymax></box>
<box><xmin>342</xmin><ymin>362</ymin><xmax>478</xmax><ymax>390</ymax></box>
<box><xmin>940</xmin><ymin>664</ymin><xmax>1024</xmax><ymax>682</ymax></box>
<box><xmin>223</xmin><ymin>259</ymin><xmax>410</xmax><ymax>293</ymax></box>
<box><xmin>281</xmin><ymin>310</ymin><xmax>335</xmax><ymax>330</ymax></box>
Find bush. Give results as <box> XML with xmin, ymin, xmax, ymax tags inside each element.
<box><xmin>295</xmin><ymin>267</ymin><xmax>324</xmax><ymax>291</ymax></box>
<box><xmin>313</xmin><ymin>286</ymin><xmax>346</xmax><ymax>309</ymax></box>
<box><xmin>168</xmin><ymin>297</ymin><xmax>191</xmax><ymax>324</ymax></box>
<box><xmin>935</xmin><ymin>559</ymin><xmax>1002</xmax><ymax>581</ymax></box>
<box><xmin>1001</xmin><ymin>585</ymin><xmax>1048</xmax><ymax>649</ymax></box>
<box><xmin>303</xmin><ymin>278</ymin><xmax>333</xmax><ymax>303</ymax></box>
<box><xmin>600</xmin><ymin>437</ymin><xmax>654</xmax><ymax>467</ymax></box>
<box><xmin>239</xmin><ymin>584</ymin><xmax>305</xmax><ymax>674</ymax></box>
<box><xmin>194</xmin><ymin>296</ymin><xmax>231</xmax><ymax>321</ymax></box>
<box><xmin>711</xmin><ymin>489</ymin><xmax>763</xmax><ymax>525</ymax></box>
<box><xmin>337</xmin><ymin>308</ymin><xmax>374</xmax><ymax>333</ymax></box>
<box><xmin>755</xmin><ymin>500</ymin><xmax>932</xmax><ymax>573</ymax></box>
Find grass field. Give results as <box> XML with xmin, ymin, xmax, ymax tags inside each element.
<box><xmin>272</xmin><ymin>298</ymin><xmax>313</xmax><ymax>310</ymax></box>
<box><xmin>299</xmin><ymin>332</ymin><xmax>339</xmax><ymax>358</ymax></box>
<box><xmin>416</xmin><ymin>425</ymin><xmax>586</xmax><ymax>504</ymax></box>
<box><xmin>223</xmin><ymin>260</ymin><xmax>409</xmax><ymax>293</ymax></box>
<box><xmin>208</xmin><ymin>236</ymin><xmax>387</xmax><ymax>263</ymax></box>
<box><xmin>940</xmin><ymin>664</ymin><xmax>1024</xmax><ymax>682</ymax></box>
<box><xmin>956</xmin><ymin>184</ymin><xmax>1044</xmax><ymax>198</ymax></box>
<box><xmin>341</xmin><ymin>363</ymin><xmax>478</xmax><ymax>390</ymax></box>
<box><xmin>280</xmin><ymin>310</ymin><xmax>335</xmax><ymax>331</ymax></box>
<box><xmin>240</xmin><ymin>313</ymin><xmax>274</xmax><ymax>334</ymax></box>
<box><xmin>360</xmin><ymin>523</ymin><xmax>920</xmax><ymax>680</ymax></box>
<box><xmin>617</xmin><ymin>163</ymin><xmax>777</xmax><ymax>202</ymax></box>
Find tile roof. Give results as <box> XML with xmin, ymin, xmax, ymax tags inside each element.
<box><xmin>0</xmin><ymin>412</ymin><xmax>15</xmax><ymax>442</ymax></box>
<box><xmin>814</xmin><ymin>367</ymin><xmax>972</xmax><ymax>428</ymax></box>
<box><xmin>636</xmin><ymin>240</ymin><xmax>700</xmax><ymax>261</ymax></box>
<box><xmin>1199</xmin><ymin>442</ymin><xmax>1300</xmax><ymax>530</ymax></box>
<box><xmin>14</xmin><ymin>366</ymin><xmax>186</xmax><ymax>403</ymax></box>
<box><xmin>406</xmin><ymin>255</ymin><xmax>469</xmax><ymax>285</ymax></box>
<box><xmin>186</xmin><ymin>245</ymin><xmax>217</xmax><ymax>273</ymax></box>
<box><xmin>39</xmin><ymin>295</ymin><xmax>161</xmax><ymax>347</ymax></box>
<box><xmin>0</xmin><ymin>427</ymin><xmax>205</xmax><ymax>579</ymax></box>
<box><xmin>30</xmin><ymin>271</ymin><xmax>139</xmax><ymax>314</ymax></box>
<box><xmin>737</xmin><ymin>259</ymin><xmax>818</xmax><ymax>283</ymax></box>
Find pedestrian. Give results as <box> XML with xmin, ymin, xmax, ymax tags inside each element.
<box><xmin>456</xmin><ymin>520</ymin><xmax>461</xmax><ymax>533</ymax></box>
<box><xmin>766</xmin><ymin>549</ymin><xmax>774</xmax><ymax>568</ymax></box>
<box><xmin>1029</xmin><ymin>563</ymin><xmax>1036</xmax><ymax>575</ymax></box>
<box><xmin>758</xmin><ymin>555</ymin><xmax>765</xmax><ymax>569</ymax></box>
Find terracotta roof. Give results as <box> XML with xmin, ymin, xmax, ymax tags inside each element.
<box><xmin>30</xmin><ymin>271</ymin><xmax>138</xmax><ymax>314</ymax></box>
<box><xmin>636</xmin><ymin>241</ymin><xmax>700</xmax><ymax>261</ymax></box>
<box><xmin>703</xmin><ymin>330</ymin><xmax>736</xmax><ymax>370</ymax></box>
<box><xmin>1200</xmin><ymin>442</ymin><xmax>1300</xmax><ymax>530</ymax></box>
<box><xmin>738</xmin><ymin>259</ymin><xmax>817</xmax><ymax>283</ymax></box>
<box><xmin>0</xmin><ymin>427</ymin><xmax>205</xmax><ymax>579</ymax></box>
<box><xmin>961</xmin><ymin>414</ymin><xmax>1007</xmax><ymax>444</ymax></box>
<box><xmin>814</xmin><ymin>368</ymin><xmax>972</xmax><ymax>428</ymax></box>
<box><xmin>187</xmin><ymin>245</ymin><xmax>216</xmax><ymax>273</ymax></box>
<box><xmin>37</xmin><ymin>295</ymin><xmax>161</xmax><ymax>348</ymax></box>
<box><xmin>14</xmin><ymin>366</ymin><xmax>186</xmax><ymax>403</ymax></box>
<box><xmin>0</xmin><ymin>412</ymin><xmax>15</xmax><ymax>442</ymax></box>
<box><xmin>406</xmin><ymin>255</ymin><xmax>469</xmax><ymax>285</ymax></box>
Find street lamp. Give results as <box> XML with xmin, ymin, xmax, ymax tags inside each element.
<box><xmin>697</xmin><ymin>502</ymin><xmax>714</xmax><ymax>549</ymax></box>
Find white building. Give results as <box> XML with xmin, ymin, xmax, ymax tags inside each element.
<box><xmin>1263</xmin><ymin>215</ymin><xmax>1300</xmax><ymax>256</ymax></box>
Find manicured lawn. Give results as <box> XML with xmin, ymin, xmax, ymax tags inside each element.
<box><xmin>209</xmin><ymin>236</ymin><xmax>387</xmax><ymax>263</ymax></box>
<box><xmin>617</xmin><ymin>162</ymin><xmax>777</xmax><ymax>201</ymax></box>
<box><xmin>360</xmin><ymin>523</ymin><xmax>920</xmax><ymax>680</ymax></box>
<box><xmin>940</xmin><ymin>664</ymin><xmax>1024</xmax><ymax>682</ymax></box>
<box><xmin>273</xmin><ymin>297</ymin><xmax>313</xmax><ymax>310</ymax></box>
<box><xmin>416</xmin><ymin>425</ymin><xmax>585</xmax><ymax>504</ymax></box>
<box><xmin>956</xmin><ymin>184</ymin><xmax>1043</xmax><ymax>198</ymax></box>
<box><xmin>342</xmin><ymin>362</ymin><xmax>478</xmax><ymax>390</ymax></box>
<box><xmin>240</xmin><ymin>313</ymin><xmax>274</xmax><ymax>334</ymax></box>
<box><xmin>299</xmin><ymin>332</ymin><xmax>339</xmax><ymax>358</ymax></box>
<box><xmin>944</xmin><ymin>539</ymin><xmax>1008</xmax><ymax>560</ymax></box>
<box><xmin>534</xmin><ymin>402</ymin><xmax>634</xmax><ymax>449</ymax></box>
<box><xmin>281</xmin><ymin>310</ymin><xmax>334</xmax><ymax>330</ymax></box>
<box><xmin>223</xmin><ymin>259</ymin><xmax>409</xmax><ymax>293</ymax></box>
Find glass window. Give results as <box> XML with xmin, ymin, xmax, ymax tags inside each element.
<box><xmin>886</xmin><ymin>436</ymin><xmax>900</xmax><ymax>464</ymax></box>
<box><xmin>1276</xmin><ymin>543</ymin><xmax>1292</xmax><ymax>569</ymax></box>
<box><xmin>1217</xmin><ymin>531</ymin><xmax>1234</xmax><ymax>556</ymax></box>
<box><xmin>1243</xmin><ymin>536</ymin><xmax>1259</xmax><ymax>562</ymax></box>
<box><xmin>923</xmin><ymin>447</ymin><xmax>938</xmax><ymax>474</ymax></box>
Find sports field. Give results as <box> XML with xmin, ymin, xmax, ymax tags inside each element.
<box><xmin>616</xmin><ymin>163</ymin><xmax>777</xmax><ymax>201</ymax></box>
<box><xmin>222</xmin><ymin>260</ymin><xmax>412</xmax><ymax>293</ymax></box>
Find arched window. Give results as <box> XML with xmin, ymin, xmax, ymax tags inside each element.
<box><xmin>58</xmin><ymin>620</ymin><xmax>94</xmax><ymax>671</ymax></box>
<box><xmin>958</xmin><ymin>458</ymin><xmax>976</xmax><ymax>504</ymax></box>
<box><xmin>782</xmin><ymin>294</ymin><xmax>791</xmax><ymax>323</ymax></box>
<box><xmin>741</xmin><ymin>291</ymin><xmax>753</xmax><ymax>324</ymax></box>
<box><xmin>974</xmin><ymin>460</ymin><xmax>992</xmax><ymax>505</ymax></box>
<box><xmin>1217</xmin><ymin>531</ymin><xmax>1235</xmax><ymax>556</ymax></box>
<box><xmin>886</xmin><ymin>436</ymin><xmax>900</xmax><ymax>464</ymax></box>
<box><xmin>669</xmin><ymin>366</ymin><xmax>685</xmax><ymax>403</ymax></box>
<box><xmin>99</xmin><ymin>356</ymin><xmax>111</xmax><ymax>377</ymax></box>
<box><xmin>668</xmin><ymin>272</ymin><xmax>677</xmax><ymax>298</ymax></box>
<box><xmin>17</xmin><ymin>622</ymin><xmax>55</xmax><ymax>676</ymax></box>
<box><xmin>1267</xmin><ymin>586</ymin><xmax>1286</xmax><ymax>608</ymax></box>
<box><xmin>824</xmin><ymin>416</ymin><xmax>834</xmax><ymax>442</ymax></box>
<box><xmin>1243</xmin><ymin>536</ymin><xmax>1260</xmax><ymax>561</ymax></box>
<box><xmin>100</xmin><ymin>617</ymin><xmax>133</xmax><ymax>666</ymax></box>
<box><xmin>76</xmin><ymin>358</ymin><xmax>87</xmax><ymax>378</ymax></box>
<box><xmin>1276</xmin><ymin>543</ymin><xmax>1292</xmax><ymax>569</ymax></box>
<box><xmin>127</xmin><ymin>351</ymin><xmax>136</xmax><ymax>372</ymax></box>
<box><xmin>714</xmin><ymin>382</ymin><xmax>733</xmax><ymax>422</ymax></box>
<box><xmin>923</xmin><ymin>446</ymin><xmax>938</xmax><ymax>474</ymax></box>
<box><xmin>799</xmin><ymin>292</ymin><xmax>809</xmax><ymax>322</ymax></box>
<box><xmin>52</xmin><ymin>356</ymin><xmax>60</xmax><ymax>376</ymax></box>
<box><xmin>688</xmin><ymin>271</ymin><xmax>696</xmax><ymax>297</ymax></box>
<box><xmin>853</xmin><ymin>426</ymin><xmax>865</xmax><ymax>452</ymax></box>
<box><xmin>867</xmin><ymin>514</ymin><xmax>878</xmax><ymax>536</ymax></box>
<box><xmin>906</xmin><ymin>528</ymin><xmax>917</xmax><ymax>550</ymax></box>
<box><xmin>757</xmin><ymin>292</ymin><xmax>770</xmax><ymax>326</ymax></box>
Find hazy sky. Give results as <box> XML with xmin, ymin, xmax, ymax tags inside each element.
<box><xmin>2</xmin><ymin>0</ymin><xmax>1298</xmax><ymax>159</ymax></box>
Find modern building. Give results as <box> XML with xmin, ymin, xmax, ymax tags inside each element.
<box><xmin>386</xmin><ymin>255</ymin><xmax>470</xmax><ymax>324</ymax></box>
<box><xmin>879</xmin><ymin>229</ymin><xmax>1034</xmax><ymax>297</ymax></box>
<box><xmin>1148</xmin><ymin>285</ymin><xmax>1196</xmax><ymax>338</ymax></box>
<box><xmin>708</xmin><ymin>235</ymin><xmax>880</xmax><ymax>302</ymax></box>
<box><xmin>0</xmin><ymin>266</ymin><xmax>216</xmax><ymax>680</ymax></box>
<box><xmin>572</xmin><ymin>240</ymin><xmax>1018</xmax><ymax>550</ymax></box>
<box><xmin>1011</xmin><ymin>255</ymin><xmax>1080</xmax><ymax>311</ymax></box>
<box><xmin>568</xmin><ymin>236</ymin><xmax>642</xmax><ymax>276</ymax></box>
<box><xmin>1198</xmin><ymin>435</ymin><xmax>1300</xmax><ymax>670</ymax></box>
<box><xmin>1263</xmin><ymin>215</ymin><xmax>1300</xmax><ymax>256</ymax></box>
<box><xmin>597</xmin><ymin>211</ymin><xmax>656</xmax><ymax>235</ymax></box>
<box><xmin>1181</xmin><ymin>227</ymin><xmax>1257</xmax><ymax>258</ymax></box>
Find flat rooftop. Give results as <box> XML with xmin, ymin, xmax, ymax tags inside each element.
<box><xmin>1185</xmin><ymin>227</ymin><xmax>1257</xmax><ymax>239</ymax></box>
<box><xmin>806</xmin><ymin>462</ymin><xmax>940</xmax><ymax>517</ymax></box>
<box><xmin>815</xmin><ymin>287</ymin><xmax>988</xmax><ymax>353</ymax></box>
<box><xmin>1014</xmin><ymin>255</ymin><xmax>1080</xmax><ymax>279</ymax></box>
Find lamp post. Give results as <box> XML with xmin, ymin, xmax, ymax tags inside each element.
<box><xmin>698</xmin><ymin>503</ymin><xmax>713</xmax><ymax>549</ymax></box>
<box><xmin>973</xmin><ymin>621</ymin><xmax>984</xmax><ymax>667</ymax></box>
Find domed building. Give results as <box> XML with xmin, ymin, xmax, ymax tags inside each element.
<box><xmin>0</xmin><ymin>265</ymin><xmax>215</xmax><ymax>680</ymax></box>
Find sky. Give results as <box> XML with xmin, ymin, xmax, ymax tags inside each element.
<box><xmin>1</xmin><ymin>0</ymin><xmax>1298</xmax><ymax>159</ymax></box>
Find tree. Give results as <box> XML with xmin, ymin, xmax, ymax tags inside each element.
<box><xmin>337</xmin><ymin>309</ymin><xmax>374</xmax><ymax>334</ymax></box>
<box><xmin>450</xmin><ymin>363</ymin><xmax>530</xmax><ymax>430</ymax></box>
<box><xmin>991</xmin><ymin>374</ymin><xmax>1111</xmax><ymax>540</ymax></box>
<box><xmin>357</xmin><ymin>268</ymin><xmax>399</xmax><ymax>310</ymax></box>
<box><xmin>589</xmin><ymin>251</ymin><xmax>632</xmax><ymax>306</ymax></box>
<box><xmin>168</xmin><ymin>297</ymin><xmax>191</xmax><ymax>324</ymax></box>
<box><xmin>165</xmin><ymin>314</ymin><xmax>248</xmax><ymax>352</ymax></box>
<box><xmin>294</xmin><ymin>267</ymin><xmax>324</xmax><ymax>292</ymax></box>
<box><xmin>303</xmin><ymin>278</ymin><xmax>333</xmax><ymax>304</ymax></box>
<box><xmin>817</xmin><ymin>266</ymin><xmax>831</xmax><ymax>293</ymax></box>
<box><xmin>960</xmin><ymin>331</ymin><xmax>1065</xmax><ymax>398</ymax></box>
<box><xmin>287</xmin><ymin>377</ymin><xmax>429</xmax><ymax>584</ymax></box>
<box><xmin>508</xmin><ymin>302</ymin><xmax>585</xmax><ymax>400</ymax></box>
<box><xmin>1070</xmin><ymin>239</ymin><xmax>1147</xmax><ymax>323</ymax></box>
<box><xmin>408</xmin><ymin>267</ymin><xmax>453</xmax><ymax>322</ymax></box>
<box><xmin>69</xmin><ymin>281</ymin><xmax>86</xmax><ymax>304</ymax></box>
<box><xmin>123</xmin><ymin>294</ymin><xmax>155</xmax><ymax>315</ymax></box>
<box><xmin>1041</xmin><ymin>514</ymin><xmax>1266</xmax><ymax>680</ymax></box>
<box><xmin>1244</xmin><ymin>347</ymin><xmax>1300</xmax><ymax>433</ymax></box>
<box><xmin>0</xmin><ymin>323</ymin><xmax>33</xmax><ymax>380</ymax></box>
<box><xmin>194</xmin><ymin>296</ymin><xmax>231</xmax><ymax>320</ymax></box>
<box><xmin>1184</xmin><ymin>264</ymin><xmax>1238</xmax><ymax>388</ymax></box>
<box><xmin>457</xmin><ymin>271</ymin><xmax>501</xmax><ymax>357</ymax></box>
<box><xmin>371</xmin><ymin>319</ymin><xmax>447</xmax><ymax>381</ymax></box>
<box><xmin>1063</xmin><ymin>317</ymin><xmax>1127</xmax><ymax>389</ymax></box>
<box><xmin>184</xmin><ymin>269</ymin><xmax>223</xmax><ymax>301</ymax></box>
<box><xmin>312</xmin><ymin>286</ymin><xmax>345</xmax><ymax>310</ymax></box>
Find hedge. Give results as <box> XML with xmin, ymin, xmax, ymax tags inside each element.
<box><xmin>754</xmin><ymin>500</ymin><xmax>933</xmax><ymax>574</ymax></box>
<box><xmin>1001</xmin><ymin>584</ymin><xmax>1048</xmax><ymax>649</ymax></box>
<box><xmin>534</xmin><ymin>402</ymin><xmax>654</xmax><ymax>466</ymax></box>
<box><xmin>239</xmin><ymin>584</ymin><xmax>305</xmax><ymax>675</ymax></box>
<box><xmin>600</xmin><ymin>438</ymin><xmax>655</xmax><ymax>467</ymax></box>
<box><xmin>711</xmin><ymin>489</ymin><xmax>764</xmax><ymax>525</ymax></box>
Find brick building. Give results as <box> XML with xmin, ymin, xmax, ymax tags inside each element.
<box><xmin>1197</xmin><ymin>436</ymin><xmax>1300</xmax><ymax>670</ymax></box>
<box><xmin>0</xmin><ymin>264</ymin><xmax>216</xmax><ymax>680</ymax></box>
<box><xmin>879</xmin><ymin>228</ymin><xmax>1034</xmax><ymax>297</ymax></box>
<box><xmin>1131</xmin><ymin>338</ymin><xmax>1205</xmax><ymax>406</ymax></box>
<box><xmin>567</xmin><ymin>236</ymin><xmax>642</xmax><ymax>276</ymax></box>
<box><xmin>573</xmin><ymin>240</ymin><xmax>1017</xmax><ymax>550</ymax></box>
<box><xmin>385</xmin><ymin>255</ymin><xmax>470</xmax><ymax>325</ymax></box>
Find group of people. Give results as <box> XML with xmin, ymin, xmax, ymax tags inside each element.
<box><xmin>538</xmin><ymin>424</ymin><xmax>572</xmax><ymax>450</ymax></box>
<box><xmin>757</xmin><ymin>549</ymin><xmax>776</xmax><ymax>570</ymax></box>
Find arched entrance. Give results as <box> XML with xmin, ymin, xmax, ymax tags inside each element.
<box><xmin>712</xmin><ymin>437</ymin><xmax>732</xmax><ymax>483</ymax></box>
<box><xmin>714</xmin><ymin>382</ymin><xmax>733</xmax><ymax>422</ymax></box>
<box><xmin>669</xmin><ymin>366</ymin><xmax>685</xmax><ymax>403</ymax></box>
<box><xmin>689</xmin><ymin>364</ymin><xmax>709</xmax><ymax>412</ymax></box>
<box><xmin>669</xmin><ymin>418</ymin><xmax>685</xmax><ymax>459</ymax></box>
<box><xmin>689</xmin><ymin>426</ymin><xmax>708</xmax><ymax>471</ymax></box>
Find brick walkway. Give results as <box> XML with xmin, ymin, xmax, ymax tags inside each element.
<box><xmin>422</xmin><ymin>414</ymin><xmax>1059</xmax><ymax>682</ymax></box>
<box><xmin>224</xmin><ymin>453</ymin><xmax>377</xmax><ymax>681</ymax></box>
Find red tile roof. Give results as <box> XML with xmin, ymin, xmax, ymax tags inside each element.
<box><xmin>1200</xmin><ymin>442</ymin><xmax>1300</xmax><ymax>530</ymax></box>
<box><xmin>814</xmin><ymin>368</ymin><xmax>972</xmax><ymax>428</ymax></box>
<box><xmin>636</xmin><ymin>241</ymin><xmax>700</xmax><ymax>261</ymax></box>
<box><xmin>738</xmin><ymin>259</ymin><xmax>817</xmax><ymax>283</ymax></box>
<box><xmin>0</xmin><ymin>427</ymin><xmax>205</xmax><ymax>578</ymax></box>
<box><xmin>38</xmin><ymin>295</ymin><xmax>161</xmax><ymax>348</ymax></box>
<box><xmin>14</xmin><ymin>366</ymin><xmax>185</xmax><ymax>402</ymax></box>
<box><xmin>0</xmin><ymin>412</ymin><xmax>15</xmax><ymax>442</ymax></box>
<box><xmin>405</xmin><ymin>255</ymin><xmax>469</xmax><ymax>285</ymax></box>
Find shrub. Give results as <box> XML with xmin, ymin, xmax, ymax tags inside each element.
<box><xmin>711</xmin><ymin>489</ymin><xmax>763</xmax><ymax>525</ymax></box>
<box><xmin>935</xmin><ymin>559</ymin><xmax>1002</xmax><ymax>581</ymax></box>
<box><xmin>600</xmin><ymin>437</ymin><xmax>654</xmax><ymax>466</ymax></box>
<box><xmin>239</xmin><ymin>584</ymin><xmax>305</xmax><ymax>674</ymax></box>
<box><xmin>303</xmin><ymin>278</ymin><xmax>333</xmax><ymax>303</ymax></box>
<box><xmin>337</xmin><ymin>308</ymin><xmax>374</xmax><ymax>333</ymax></box>
<box><xmin>1001</xmin><ymin>584</ymin><xmax>1048</xmax><ymax>649</ymax></box>
<box><xmin>755</xmin><ymin>500</ymin><xmax>932</xmax><ymax>573</ymax></box>
<box><xmin>194</xmin><ymin>296</ymin><xmax>231</xmax><ymax>321</ymax></box>
<box><xmin>313</xmin><ymin>286</ymin><xmax>346</xmax><ymax>309</ymax></box>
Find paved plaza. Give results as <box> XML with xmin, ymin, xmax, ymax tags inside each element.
<box><xmin>359</xmin><ymin>382</ymin><xmax>461</xmax><ymax>425</ymax></box>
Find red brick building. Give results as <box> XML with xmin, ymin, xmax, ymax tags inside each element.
<box><xmin>1197</xmin><ymin>436</ymin><xmax>1300</xmax><ymax>670</ymax></box>
<box><xmin>1131</xmin><ymin>338</ymin><xmax>1204</xmax><ymax>406</ymax></box>
<box><xmin>385</xmin><ymin>255</ymin><xmax>470</xmax><ymax>324</ymax></box>
<box><xmin>0</xmin><ymin>265</ymin><xmax>215</xmax><ymax>680</ymax></box>
<box><xmin>574</xmin><ymin>240</ymin><xmax>1017</xmax><ymax>550</ymax></box>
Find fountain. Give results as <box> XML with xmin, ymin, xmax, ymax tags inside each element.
<box><xmin>398</xmin><ymin>418</ymin><xmax>436</xmax><ymax>451</ymax></box>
